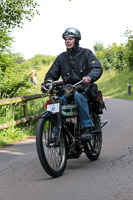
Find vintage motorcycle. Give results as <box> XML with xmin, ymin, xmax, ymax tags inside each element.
<box><xmin>36</xmin><ymin>80</ymin><xmax>107</xmax><ymax>178</ymax></box>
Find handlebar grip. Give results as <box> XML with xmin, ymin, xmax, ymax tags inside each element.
<box><xmin>41</xmin><ymin>86</ymin><xmax>46</xmax><ymax>93</ymax></box>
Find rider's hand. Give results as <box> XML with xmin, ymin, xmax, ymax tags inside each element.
<box><xmin>82</xmin><ymin>77</ymin><xmax>91</xmax><ymax>84</ymax></box>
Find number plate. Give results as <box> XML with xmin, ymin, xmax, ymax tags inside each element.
<box><xmin>47</xmin><ymin>103</ymin><xmax>60</xmax><ymax>113</ymax></box>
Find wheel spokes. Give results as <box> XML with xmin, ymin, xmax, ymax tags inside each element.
<box><xmin>42</xmin><ymin>120</ymin><xmax>65</xmax><ymax>171</ymax></box>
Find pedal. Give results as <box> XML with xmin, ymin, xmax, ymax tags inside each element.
<box><xmin>101</xmin><ymin>121</ymin><xmax>108</xmax><ymax>128</ymax></box>
<box><xmin>92</xmin><ymin>129</ymin><xmax>102</xmax><ymax>134</ymax></box>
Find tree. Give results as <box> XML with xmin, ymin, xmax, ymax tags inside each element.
<box><xmin>123</xmin><ymin>29</ymin><xmax>133</xmax><ymax>70</ymax></box>
<box><xmin>0</xmin><ymin>0</ymin><xmax>39</xmax><ymax>29</ymax></box>
<box><xmin>95</xmin><ymin>43</ymin><xmax>126</xmax><ymax>71</ymax></box>
<box><xmin>0</xmin><ymin>0</ymin><xmax>39</xmax><ymax>98</ymax></box>
<box><xmin>93</xmin><ymin>41</ymin><xmax>104</xmax><ymax>52</ymax></box>
<box><xmin>126</xmin><ymin>37</ymin><xmax>133</xmax><ymax>70</ymax></box>
<box><xmin>0</xmin><ymin>0</ymin><xmax>39</xmax><ymax>54</ymax></box>
<box><xmin>0</xmin><ymin>0</ymin><xmax>39</xmax><ymax>70</ymax></box>
<box><xmin>0</xmin><ymin>27</ymin><xmax>13</xmax><ymax>53</ymax></box>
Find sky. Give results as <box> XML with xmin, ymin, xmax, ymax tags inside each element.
<box><xmin>11</xmin><ymin>0</ymin><xmax>133</xmax><ymax>60</ymax></box>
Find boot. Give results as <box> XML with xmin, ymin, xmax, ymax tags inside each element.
<box><xmin>80</xmin><ymin>127</ymin><xmax>93</xmax><ymax>141</ymax></box>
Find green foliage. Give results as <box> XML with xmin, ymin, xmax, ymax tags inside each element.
<box><xmin>0</xmin><ymin>0</ymin><xmax>39</xmax><ymax>29</ymax></box>
<box><xmin>30</xmin><ymin>54</ymin><xmax>43</xmax><ymax>67</ymax></box>
<box><xmin>0</xmin><ymin>53</ymin><xmax>56</xmax><ymax>99</ymax></box>
<box><xmin>0</xmin><ymin>0</ymin><xmax>39</xmax><ymax>55</ymax></box>
<box><xmin>0</xmin><ymin>53</ymin><xmax>31</xmax><ymax>98</ymax></box>
<box><xmin>0</xmin><ymin>57</ymin><xmax>51</xmax><ymax>148</ymax></box>
<box><xmin>0</xmin><ymin>67</ymin><xmax>31</xmax><ymax>98</ymax></box>
<box><xmin>95</xmin><ymin>29</ymin><xmax>133</xmax><ymax>71</ymax></box>
<box><xmin>93</xmin><ymin>41</ymin><xmax>104</xmax><ymax>52</ymax></box>
<box><xmin>28</xmin><ymin>54</ymin><xmax>56</xmax><ymax>69</ymax></box>
<box><xmin>27</xmin><ymin>54</ymin><xmax>56</xmax><ymax>69</ymax></box>
<box><xmin>0</xmin><ymin>52</ymin><xmax>24</xmax><ymax>71</ymax></box>
<box><xmin>42</xmin><ymin>56</ymin><xmax>56</xmax><ymax>66</ymax></box>
<box><xmin>0</xmin><ymin>123</ymin><xmax>37</xmax><ymax>147</ymax></box>
<box><xmin>127</xmin><ymin>38</ymin><xmax>133</xmax><ymax>70</ymax></box>
<box><xmin>0</xmin><ymin>27</ymin><xmax>14</xmax><ymax>53</ymax></box>
<box><xmin>0</xmin><ymin>0</ymin><xmax>40</xmax><ymax>99</ymax></box>
<box><xmin>0</xmin><ymin>53</ymin><xmax>54</xmax><ymax>121</ymax></box>
<box><xmin>123</xmin><ymin>29</ymin><xmax>133</xmax><ymax>70</ymax></box>
<box><xmin>97</xmin><ymin>68</ymin><xmax>133</xmax><ymax>100</ymax></box>
<box><xmin>0</xmin><ymin>1</ymin><xmax>53</xmax><ymax>148</ymax></box>
<box><xmin>0</xmin><ymin>0</ymin><xmax>40</xmax><ymax>78</ymax></box>
<box><xmin>95</xmin><ymin>43</ymin><xmax>126</xmax><ymax>71</ymax></box>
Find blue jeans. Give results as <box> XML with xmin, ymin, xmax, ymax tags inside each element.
<box><xmin>60</xmin><ymin>91</ymin><xmax>94</xmax><ymax>129</ymax></box>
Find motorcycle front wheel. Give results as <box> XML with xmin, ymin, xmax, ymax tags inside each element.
<box><xmin>84</xmin><ymin>113</ymin><xmax>102</xmax><ymax>161</ymax></box>
<box><xmin>36</xmin><ymin>113</ymin><xmax>67</xmax><ymax>178</ymax></box>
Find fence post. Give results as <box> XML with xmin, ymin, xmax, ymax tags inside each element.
<box><xmin>0</xmin><ymin>93</ymin><xmax>43</xmax><ymax>130</ymax></box>
<box><xmin>23</xmin><ymin>101</ymin><xmax>28</xmax><ymax>117</ymax></box>
<box><xmin>127</xmin><ymin>82</ymin><xmax>131</xmax><ymax>95</ymax></box>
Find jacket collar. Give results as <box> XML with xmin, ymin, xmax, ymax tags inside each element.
<box><xmin>67</xmin><ymin>47</ymin><xmax>81</xmax><ymax>56</ymax></box>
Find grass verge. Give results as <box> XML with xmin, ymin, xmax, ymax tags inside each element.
<box><xmin>0</xmin><ymin>121</ymin><xmax>38</xmax><ymax>148</ymax></box>
<box><xmin>97</xmin><ymin>68</ymin><xmax>133</xmax><ymax>100</ymax></box>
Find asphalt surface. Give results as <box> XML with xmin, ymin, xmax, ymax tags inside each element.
<box><xmin>0</xmin><ymin>98</ymin><xmax>133</xmax><ymax>200</ymax></box>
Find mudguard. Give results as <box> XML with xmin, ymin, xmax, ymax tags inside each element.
<box><xmin>39</xmin><ymin>111</ymin><xmax>50</xmax><ymax>119</ymax></box>
<box><xmin>39</xmin><ymin>111</ymin><xmax>57</xmax><ymax>119</ymax></box>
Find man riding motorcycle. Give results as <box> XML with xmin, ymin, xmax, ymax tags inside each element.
<box><xmin>44</xmin><ymin>27</ymin><xmax>103</xmax><ymax>141</ymax></box>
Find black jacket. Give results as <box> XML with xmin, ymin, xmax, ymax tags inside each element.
<box><xmin>45</xmin><ymin>47</ymin><xmax>103</xmax><ymax>85</ymax></box>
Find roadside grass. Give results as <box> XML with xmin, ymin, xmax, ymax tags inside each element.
<box><xmin>0</xmin><ymin>121</ymin><xmax>38</xmax><ymax>147</ymax></box>
<box><xmin>97</xmin><ymin>68</ymin><xmax>133</xmax><ymax>100</ymax></box>
<box><xmin>0</xmin><ymin>64</ymin><xmax>50</xmax><ymax>148</ymax></box>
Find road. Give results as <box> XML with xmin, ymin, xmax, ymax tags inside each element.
<box><xmin>0</xmin><ymin>98</ymin><xmax>133</xmax><ymax>200</ymax></box>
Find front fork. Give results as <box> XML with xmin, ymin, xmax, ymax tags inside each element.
<box><xmin>46</xmin><ymin>113</ymin><xmax>62</xmax><ymax>147</ymax></box>
<box><xmin>55</xmin><ymin>113</ymin><xmax>62</xmax><ymax>145</ymax></box>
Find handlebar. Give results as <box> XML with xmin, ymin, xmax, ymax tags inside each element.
<box><xmin>41</xmin><ymin>79</ymin><xmax>88</xmax><ymax>96</ymax></box>
<box><xmin>42</xmin><ymin>80</ymin><xmax>84</xmax><ymax>91</ymax></box>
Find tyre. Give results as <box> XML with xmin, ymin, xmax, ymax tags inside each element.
<box><xmin>84</xmin><ymin>113</ymin><xmax>102</xmax><ymax>161</ymax></box>
<box><xmin>36</xmin><ymin>113</ymin><xmax>67</xmax><ymax>178</ymax></box>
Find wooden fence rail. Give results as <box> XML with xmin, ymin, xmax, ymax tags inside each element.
<box><xmin>0</xmin><ymin>94</ymin><xmax>42</xmax><ymax>106</ymax></box>
<box><xmin>0</xmin><ymin>94</ymin><xmax>43</xmax><ymax>130</ymax></box>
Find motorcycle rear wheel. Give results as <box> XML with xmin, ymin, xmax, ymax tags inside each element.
<box><xmin>36</xmin><ymin>113</ymin><xmax>67</xmax><ymax>178</ymax></box>
<box><xmin>84</xmin><ymin>113</ymin><xmax>102</xmax><ymax>161</ymax></box>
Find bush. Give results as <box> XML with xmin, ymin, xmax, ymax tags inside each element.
<box><xmin>0</xmin><ymin>53</ymin><xmax>32</xmax><ymax>98</ymax></box>
<box><xmin>95</xmin><ymin>43</ymin><xmax>126</xmax><ymax>71</ymax></box>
